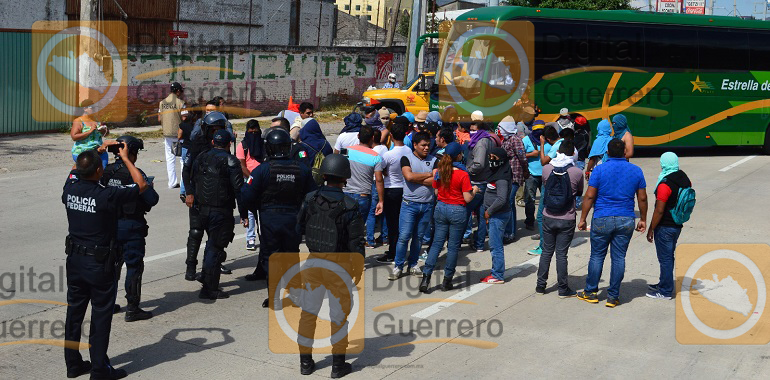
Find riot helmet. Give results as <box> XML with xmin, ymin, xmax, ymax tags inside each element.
<box><xmin>265</xmin><ymin>129</ymin><xmax>292</xmax><ymax>159</ymax></box>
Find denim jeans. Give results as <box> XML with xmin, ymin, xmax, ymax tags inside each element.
<box><xmin>584</xmin><ymin>216</ymin><xmax>635</xmax><ymax>300</ymax></box>
<box><xmin>524</xmin><ymin>175</ymin><xmax>542</xmax><ymax>227</ymax></box>
<box><xmin>424</xmin><ymin>202</ymin><xmax>467</xmax><ymax>278</ymax></box>
<box><xmin>422</xmin><ymin>199</ymin><xmax>437</xmax><ymax>244</ymax></box>
<box><xmin>537</xmin><ymin>184</ymin><xmax>546</xmax><ymax>249</ymax></box>
<box><xmin>395</xmin><ymin>200</ymin><xmax>434</xmax><ymax>270</ymax></box>
<box><xmin>575</xmin><ymin>160</ymin><xmax>585</xmax><ymax>209</ymax></box>
<box><xmin>537</xmin><ymin>216</ymin><xmax>576</xmax><ymax>292</ymax></box>
<box><xmin>344</xmin><ymin>192</ymin><xmax>371</xmax><ymax>224</ymax></box>
<box><xmin>464</xmin><ymin>184</ymin><xmax>487</xmax><ymax>247</ymax></box>
<box><xmin>366</xmin><ymin>183</ymin><xmax>387</xmax><ymax>244</ymax></box>
<box><xmin>654</xmin><ymin>226</ymin><xmax>682</xmax><ymax>297</ymax></box>
<box><xmin>247</xmin><ymin>210</ymin><xmax>257</xmax><ymax>242</ymax></box>
<box><xmin>488</xmin><ymin>212</ymin><xmax>510</xmax><ymax>281</ymax></box>
<box><xmin>180</xmin><ymin>146</ymin><xmax>188</xmax><ymax>195</ymax></box>
<box><xmin>504</xmin><ymin>182</ymin><xmax>521</xmax><ymax>238</ymax></box>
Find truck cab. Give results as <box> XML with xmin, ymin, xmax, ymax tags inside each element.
<box><xmin>362</xmin><ymin>72</ymin><xmax>435</xmax><ymax>115</ymax></box>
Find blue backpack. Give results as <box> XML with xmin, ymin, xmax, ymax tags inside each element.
<box><xmin>671</xmin><ymin>187</ymin><xmax>696</xmax><ymax>225</ymax></box>
<box><xmin>544</xmin><ymin>165</ymin><xmax>574</xmax><ymax>214</ymax></box>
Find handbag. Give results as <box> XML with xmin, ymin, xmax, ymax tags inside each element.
<box><xmin>173</xmin><ymin>141</ymin><xmax>182</xmax><ymax>157</ymax></box>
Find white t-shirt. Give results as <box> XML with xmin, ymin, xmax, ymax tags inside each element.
<box><xmin>381</xmin><ymin>145</ymin><xmax>411</xmax><ymax>188</ymax></box>
<box><xmin>373</xmin><ymin>144</ymin><xmax>388</xmax><ymax>156</ymax></box>
<box><xmin>334</xmin><ymin>132</ymin><xmax>360</xmax><ymax>152</ymax></box>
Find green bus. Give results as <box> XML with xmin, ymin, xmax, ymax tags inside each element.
<box><xmin>430</xmin><ymin>6</ymin><xmax>770</xmax><ymax>152</ymax></box>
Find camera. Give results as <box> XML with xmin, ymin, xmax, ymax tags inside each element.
<box><xmin>107</xmin><ymin>142</ymin><xmax>125</xmax><ymax>154</ymax></box>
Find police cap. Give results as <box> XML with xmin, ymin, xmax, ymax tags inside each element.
<box><xmin>212</xmin><ymin>129</ymin><xmax>230</xmax><ymax>147</ymax></box>
<box><xmin>320</xmin><ymin>154</ymin><xmax>351</xmax><ymax>179</ymax></box>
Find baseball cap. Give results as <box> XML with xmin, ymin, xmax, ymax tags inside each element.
<box><xmin>213</xmin><ymin>129</ymin><xmax>230</xmax><ymax>146</ymax></box>
<box><xmin>559</xmin><ymin>108</ymin><xmax>569</xmax><ymax>116</ymax></box>
<box><xmin>444</xmin><ymin>142</ymin><xmax>463</xmax><ymax>159</ymax></box>
<box><xmin>402</xmin><ymin>112</ymin><xmax>415</xmax><ymax>123</ymax></box>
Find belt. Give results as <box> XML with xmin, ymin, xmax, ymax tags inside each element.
<box><xmin>66</xmin><ymin>242</ymin><xmax>111</xmax><ymax>257</ymax></box>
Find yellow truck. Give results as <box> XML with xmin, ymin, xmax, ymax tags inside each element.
<box><xmin>362</xmin><ymin>72</ymin><xmax>435</xmax><ymax>115</ymax></box>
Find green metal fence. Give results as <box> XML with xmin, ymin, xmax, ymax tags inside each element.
<box><xmin>0</xmin><ymin>31</ymin><xmax>76</xmax><ymax>135</ymax></box>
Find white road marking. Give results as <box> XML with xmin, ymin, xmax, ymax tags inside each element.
<box><xmin>719</xmin><ymin>156</ymin><xmax>757</xmax><ymax>172</ymax></box>
<box><xmin>412</xmin><ymin>256</ymin><xmax>540</xmax><ymax>320</ymax></box>
<box><xmin>127</xmin><ymin>233</ymin><xmax>247</xmax><ymax>267</ymax></box>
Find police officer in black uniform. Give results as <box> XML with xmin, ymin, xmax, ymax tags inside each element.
<box><xmin>182</xmin><ymin>111</ymin><xmax>233</xmax><ymax>280</ymax></box>
<box><xmin>63</xmin><ymin>147</ymin><xmax>149</xmax><ymax>379</ymax></box>
<box><xmin>188</xmin><ymin>129</ymin><xmax>244</xmax><ymax>300</ymax></box>
<box><xmin>296</xmin><ymin>154</ymin><xmax>364</xmax><ymax>378</ymax></box>
<box><xmin>100</xmin><ymin>135</ymin><xmax>159</xmax><ymax>322</ymax></box>
<box><xmin>240</xmin><ymin>129</ymin><xmax>316</xmax><ymax>307</ymax></box>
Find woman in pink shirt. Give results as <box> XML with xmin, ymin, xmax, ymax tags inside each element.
<box><xmin>236</xmin><ymin>120</ymin><xmax>264</xmax><ymax>251</ymax></box>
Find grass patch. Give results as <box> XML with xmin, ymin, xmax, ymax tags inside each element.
<box><xmin>122</xmin><ymin>129</ymin><xmax>165</xmax><ymax>139</ymax></box>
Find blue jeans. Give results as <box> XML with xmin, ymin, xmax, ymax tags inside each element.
<box><xmin>180</xmin><ymin>147</ymin><xmax>188</xmax><ymax>195</ymax></box>
<box><xmin>395</xmin><ymin>200</ymin><xmax>434</xmax><ymax>270</ymax></box>
<box><xmin>424</xmin><ymin>202</ymin><xmax>467</xmax><ymax>278</ymax></box>
<box><xmin>344</xmin><ymin>192</ymin><xmax>371</xmax><ymax>224</ymax></box>
<box><xmin>464</xmin><ymin>184</ymin><xmax>487</xmax><ymax>247</ymax></box>
<box><xmin>584</xmin><ymin>216</ymin><xmax>635</xmax><ymax>299</ymax></box>
<box><xmin>654</xmin><ymin>226</ymin><xmax>682</xmax><ymax>297</ymax></box>
<box><xmin>488</xmin><ymin>212</ymin><xmax>510</xmax><ymax>281</ymax></box>
<box><xmin>246</xmin><ymin>211</ymin><xmax>257</xmax><ymax>242</ymax></box>
<box><xmin>366</xmin><ymin>183</ymin><xmax>388</xmax><ymax>244</ymax></box>
<box><xmin>422</xmin><ymin>199</ymin><xmax>436</xmax><ymax>244</ymax></box>
<box><xmin>575</xmin><ymin>160</ymin><xmax>585</xmax><ymax>209</ymax></box>
<box><xmin>504</xmin><ymin>182</ymin><xmax>521</xmax><ymax>238</ymax></box>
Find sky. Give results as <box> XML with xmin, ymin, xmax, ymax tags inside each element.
<box><xmin>631</xmin><ymin>0</ymin><xmax>760</xmax><ymax>18</ymax></box>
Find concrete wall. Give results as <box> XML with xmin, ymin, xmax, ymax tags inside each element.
<box><xmin>1</xmin><ymin>0</ymin><xmax>65</xmax><ymax>30</ymax></box>
<box><xmin>125</xmin><ymin>45</ymin><xmax>438</xmax><ymax>125</ymax></box>
<box><xmin>176</xmin><ymin>0</ymin><xmax>336</xmax><ymax>46</ymax></box>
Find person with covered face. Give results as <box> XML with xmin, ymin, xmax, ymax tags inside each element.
<box><xmin>479</xmin><ymin>147</ymin><xmax>513</xmax><ymax>284</ymax></box>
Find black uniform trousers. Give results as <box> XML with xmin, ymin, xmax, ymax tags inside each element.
<box><xmin>259</xmin><ymin>209</ymin><xmax>301</xmax><ymax>284</ymax></box>
<box><xmin>117</xmin><ymin>219</ymin><xmax>147</xmax><ymax>306</ymax></box>
<box><xmin>64</xmin><ymin>254</ymin><xmax>119</xmax><ymax>376</ymax></box>
<box><xmin>201</xmin><ymin>207</ymin><xmax>234</xmax><ymax>270</ymax></box>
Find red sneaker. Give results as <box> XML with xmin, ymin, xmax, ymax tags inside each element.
<box><xmin>480</xmin><ymin>275</ymin><xmax>504</xmax><ymax>284</ymax></box>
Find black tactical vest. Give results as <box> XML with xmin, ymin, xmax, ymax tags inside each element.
<box><xmin>304</xmin><ymin>191</ymin><xmax>358</xmax><ymax>252</ymax></box>
<box><xmin>194</xmin><ymin>150</ymin><xmax>235</xmax><ymax>208</ymax></box>
<box><xmin>101</xmin><ymin>161</ymin><xmax>148</xmax><ymax>218</ymax></box>
<box><xmin>260</xmin><ymin>160</ymin><xmax>305</xmax><ymax>209</ymax></box>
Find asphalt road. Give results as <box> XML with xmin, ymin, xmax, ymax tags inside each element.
<box><xmin>1</xmin><ymin>131</ymin><xmax>769</xmax><ymax>379</ymax></box>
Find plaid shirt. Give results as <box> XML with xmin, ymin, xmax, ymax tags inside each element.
<box><xmin>502</xmin><ymin>135</ymin><xmax>528</xmax><ymax>186</ymax></box>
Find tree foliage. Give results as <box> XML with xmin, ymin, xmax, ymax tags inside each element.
<box><xmin>502</xmin><ymin>0</ymin><xmax>632</xmax><ymax>11</ymax></box>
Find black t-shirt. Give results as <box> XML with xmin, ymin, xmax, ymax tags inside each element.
<box><xmin>62</xmin><ymin>170</ymin><xmax>140</xmax><ymax>247</ymax></box>
<box><xmin>179</xmin><ymin>120</ymin><xmax>195</xmax><ymax>149</ymax></box>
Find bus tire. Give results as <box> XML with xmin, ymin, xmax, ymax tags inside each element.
<box><xmin>763</xmin><ymin>126</ymin><xmax>770</xmax><ymax>155</ymax></box>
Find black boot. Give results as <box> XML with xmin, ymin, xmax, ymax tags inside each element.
<box><xmin>442</xmin><ymin>276</ymin><xmax>454</xmax><ymax>291</ymax></box>
<box><xmin>185</xmin><ymin>237</ymin><xmax>201</xmax><ymax>281</ymax></box>
<box><xmin>66</xmin><ymin>360</ymin><xmax>91</xmax><ymax>378</ymax></box>
<box><xmin>330</xmin><ymin>354</ymin><xmax>352</xmax><ymax>378</ymax></box>
<box><xmin>199</xmin><ymin>268</ymin><xmax>229</xmax><ymax>300</ymax></box>
<box><xmin>300</xmin><ymin>354</ymin><xmax>315</xmax><ymax>375</ymax></box>
<box><xmin>245</xmin><ymin>265</ymin><xmax>266</xmax><ymax>281</ymax></box>
<box><xmin>219</xmin><ymin>264</ymin><xmax>232</xmax><ymax>275</ymax></box>
<box><xmin>262</xmin><ymin>298</ymin><xmax>269</xmax><ymax>308</ymax></box>
<box><xmin>124</xmin><ymin>275</ymin><xmax>152</xmax><ymax>322</ymax></box>
<box><xmin>419</xmin><ymin>274</ymin><xmax>431</xmax><ymax>293</ymax></box>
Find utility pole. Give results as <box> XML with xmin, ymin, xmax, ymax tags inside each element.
<box><xmin>385</xmin><ymin>0</ymin><xmax>402</xmax><ymax>47</ymax></box>
<box><xmin>407</xmin><ymin>0</ymin><xmax>423</xmax><ymax>82</ymax></box>
<box><xmin>79</xmin><ymin>0</ymin><xmax>98</xmax><ymax>104</ymax></box>
<box><xmin>734</xmin><ymin>0</ymin><xmax>738</xmax><ymax>16</ymax></box>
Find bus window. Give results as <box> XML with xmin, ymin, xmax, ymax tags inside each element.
<box><xmin>749</xmin><ymin>31</ymin><xmax>770</xmax><ymax>71</ymax></box>
<box><xmin>585</xmin><ymin>23</ymin><xmax>644</xmax><ymax>68</ymax></box>
<box><xmin>644</xmin><ymin>26</ymin><xmax>698</xmax><ymax>70</ymax></box>
<box><xmin>533</xmin><ymin>20</ymin><xmax>588</xmax><ymax>71</ymax></box>
<box><xmin>699</xmin><ymin>29</ymin><xmax>749</xmax><ymax>71</ymax></box>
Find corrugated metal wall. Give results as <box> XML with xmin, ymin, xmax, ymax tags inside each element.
<box><xmin>0</xmin><ymin>31</ymin><xmax>75</xmax><ymax>135</ymax></box>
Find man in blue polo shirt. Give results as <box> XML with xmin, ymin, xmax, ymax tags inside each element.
<box><xmin>577</xmin><ymin>139</ymin><xmax>648</xmax><ymax>308</ymax></box>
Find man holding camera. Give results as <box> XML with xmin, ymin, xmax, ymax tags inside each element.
<box><xmin>63</xmin><ymin>145</ymin><xmax>149</xmax><ymax>380</ymax></box>
<box><xmin>100</xmin><ymin>136</ymin><xmax>159</xmax><ymax>322</ymax></box>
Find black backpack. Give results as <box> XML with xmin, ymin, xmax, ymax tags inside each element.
<box><xmin>544</xmin><ymin>165</ymin><xmax>575</xmax><ymax>214</ymax></box>
<box><xmin>304</xmin><ymin>190</ymin><xmax>357</xmax><ymax>252</ymax></box>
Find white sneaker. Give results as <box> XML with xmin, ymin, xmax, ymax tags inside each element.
<box><xmin>389</xmin><ymin>267</ymin><xmax>403</xmax><ymax>281</ymax></box>
<box><xmin>408</xmin><ymin>266</ymin><xmax>422</xmax><ymax>276</ymax></box>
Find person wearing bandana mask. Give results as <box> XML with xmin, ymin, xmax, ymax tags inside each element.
<box><xmin>480</xmin><ymin>147</ymin><xmax>513</xmax><ymax>284</ymax></box>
